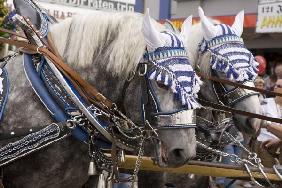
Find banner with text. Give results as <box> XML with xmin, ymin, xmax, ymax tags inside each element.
<box><xmin>256</xmin><ymin>0</ymin><xmax>282</xmax><ymax>33</ymax></box>
<box><xmin>38</xmin><ymin>0</ymin><xmax>135</xmax><ymax>12</ymax></box>
<box><xmin>6</xmin><ymin>0</ymin><xmax>136</xmax><ymax>20</ymax></box>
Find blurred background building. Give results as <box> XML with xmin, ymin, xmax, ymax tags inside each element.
<box><xmin>166</xmin><ymin>0</ymin><xmax>282</xmax><ymax>76</ymax></box>
<box><xmin>5</xmin><ymin>0</ymin><xmax>282</xmax><ymax>74</ymax></box>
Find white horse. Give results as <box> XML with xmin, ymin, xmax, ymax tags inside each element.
<box><xmin>184</xmin><ymin>7</ymin><xmax>261</xmax><ymax>137</ymax></box>
<box><xmin>139</xmin><ymin>8</ymin><xmax>263</xmax><ymax>188</ymax></box>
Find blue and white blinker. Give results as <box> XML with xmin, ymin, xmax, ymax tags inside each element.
<box><xmin>143</xmin><ymin>47</ymin><xmax>201</xmax><ymax>110</ymax></box>
<box><xmin>198</xmin><ymin>8</ymin><xmax>258</xmax><ymax>83</ymax></box>
<box><xmin>199</xmin><ymin>32</ymin><xmax>258</xmax><ymax>83</ymax></box>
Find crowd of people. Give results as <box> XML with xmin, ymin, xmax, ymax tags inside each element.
<box><xmin>254</xmin><ymin>55</ymin><xmax>282</xmax><ymax>168</ymax></box>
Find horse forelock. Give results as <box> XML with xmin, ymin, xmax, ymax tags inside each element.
<box><xmin>184</xmin><ymin>24</ymin><xmax>201</xmax><ymax>67</ymax></box>
<box><xmin>49</xmin><ymin>11</ymin><xmax>151</xmax><ymax>79</ymax></box>
<box><xmin>184</xmin><ymin>23</ymin><xmax>212</xmax><ymax>77</ymax></box>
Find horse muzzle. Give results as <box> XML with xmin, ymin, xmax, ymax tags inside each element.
<box><xmin>151</xmin><ymin>109</ymin><xmax>197</xmax><ymax>167</ymax></box>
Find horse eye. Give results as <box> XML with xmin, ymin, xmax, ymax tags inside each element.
<box><xmin>156</xmin><ymin>82</ymin><xmax>169</xmax><ymax>90</ymax></box>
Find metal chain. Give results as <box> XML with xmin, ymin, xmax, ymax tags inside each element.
<box><xmin>243</xmin><ymin>163</ymin><xmax>265</xmax><ymax>187</ymax></box>
<box><xmin>197</xmin><ymin>101</ymin><xmax>275</xmax><ymax>186</ymax></box>
<box><xmin>196</xmin><ymin>141</ymin><xmax>257</xmax><ymax>167</ymax></box>
<box><xmin>0</xmin><ymin>51</ymin><xmax>19</xmax><ymax>68</ymax></box>
<box><xmin>197</xmin><ymin>132</ymin><xmax>274</xmax><ymax>187</ymax></box>
<box><xmin>131</xmin><ymin>135</ymin><xmax>145</xmax><ymax>188</ymax></box>
<box><xmin>88</xmin><ymin>137</ymin><xmax>113</xmax><ymax>172</ymax></box>
<box><xmin>88</xmin><ymin>105</ymin><xmax>143</xmax><ymax>140</ymax></box>
<box><xmin>225</xmin><ymin>132</ymin><xmax>274</xmax><ymax>187</ymax></box>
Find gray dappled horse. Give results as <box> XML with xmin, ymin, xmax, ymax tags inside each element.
<box><xmin>139</xmin><ymin>7</ymin><xmax>262</xmax><ymax>188</ymax></box>
<box><xmin>0</xmin><ymin>1</ymin><xmax>202</xmax><ymax>187</ymax></box>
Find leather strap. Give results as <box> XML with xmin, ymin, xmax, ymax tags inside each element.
<box><xmin>0</xmin><ymin>28</ymin><xmax>27</xmax><ymax>39</ymax></box>
<box><xmin>199</xmin><ymin>98</ymin><xmax>282</xmax><ymax>124</ymax></box>
<box><xmin>197</xmin><ymin>72</ymin><xmax>282</xmax><ymax>97</ymax></box>
<box><xmin>0</xmin><ymin>37</ymin><xmax>115</xmax><ymax>110</ymax></box>
<box><xmin>41</xmin><ymin>46</ymin><xmax>115</xmax><ymax>109</ymax></box>
<box><xmin>21</xmin><ymin>18</ymin><xmax>113</xmax><ymax>109</ymax></box>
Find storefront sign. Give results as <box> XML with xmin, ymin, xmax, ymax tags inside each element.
<box><xmin>38</xmin><ymin>0</ymin><xmax>135</xmax><ymax>12</ymax></box>
<box><xmin>6</xmin><ymin>0</ymin><xmax>135</xmax><ymax>20</ymax></box>
<box><xmin>256</xmin><ymin>0</ymin><xmax>282</xmax><ymax>33</ymax></box>
<box><xmin>160</xmin><ymin>14</ymin><xmax>257</xmax><ymax>31</ymax></box>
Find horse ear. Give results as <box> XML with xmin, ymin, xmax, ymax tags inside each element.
<box><xmin>180</xmin><ymin>15</ymin><xmax>192</xmax><ymax>41</ymax></box>
<box><xmin>232</xmin><ymin>10</ymin><xmax>244</xmax><ymax>37</ymax></box>
<box><xmin>164</xmin><ymin>19</ymin><xmax>180</xmax><ymax>34</ymax></box>
<box><xmin>142</xmin><ymin>8</ymin><xmax>164</xmax><ymax>49</ymax></box>
<box><xmin>198</xmin><ymin>7</ymin><xmax>218</xmax><ymax>40</ymax></box>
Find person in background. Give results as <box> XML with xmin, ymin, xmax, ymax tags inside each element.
<box><xmin>260</xmin><ymin>78</ymin><xmax>282</xmax><ymax>151</ymax></box>
<box><xmin>256</xmin><ymin>79</ymin><xmax>282</xmax><ymax>167</ymax></box>
<box><xmin>261</xmin><ymin>125</ymin><xmax>282</xmax><ymax>151</ymax></box>
<box><xmin>254</xmin><ymin>76</ymin><xmax>266</xmax><ymax>103</ymax></box>
<box><xmin>264</xmin><ymin>56</ymin><xmax>282</xmax><ymax>97</ymax></box>
<box><xmin>254</xmin><ymin>55</ymin><xmax>275</xmax><ymax>98</ymax></box>
<box><xmin>275</xmin><ymin>63</ymin><xmax>282</xmax><ymax>79</ymax></box>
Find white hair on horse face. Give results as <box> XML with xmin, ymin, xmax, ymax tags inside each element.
<box><xmin>184</xmin><ymin>23</ymin><xmax>213</xmax><ymax>77</ymax></box>
<box><xmin>183</xmin><ymin>19</ymin><xmax>221</xmax><ymax>70</ymax></box>
<box><xmin>49</xmin><ymin>11</ymin><xmax>163</xmax><ymax>78</ymax></box>
<box><xmin>183</xmin><ymin>23</ymin><xmax>203</xmax><ymax>67</ymax></box>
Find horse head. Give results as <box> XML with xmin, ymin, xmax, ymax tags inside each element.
<box><xmin>185</xmin><ymin>8</ymin><xmax>261</xmax><ymax>137</ymax></box>
<box><xmin>124</xmin><ymin>10</ymin><xmax>201</xmax><ymax>167</ymax></box>
<box><xmin>184</xmin><ymin>7</ymin><xmax>261</xmax><ymax>136</ymax></box>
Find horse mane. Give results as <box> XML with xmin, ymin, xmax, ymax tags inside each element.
<box><xmin>49</xmin><ymin>11</ymin><xmax>163</xmax><ymax>79</ymax></box>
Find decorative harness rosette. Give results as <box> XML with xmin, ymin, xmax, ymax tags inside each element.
<box><xmin>199</xmin><ymin>24</ymin><xmax>258</xmax><ymax>83</ymax></box>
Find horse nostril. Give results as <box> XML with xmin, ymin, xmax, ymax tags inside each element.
<box><xmin>246</xmin><ymin>117</ymin><xmax>250</xmax><ymax>125</ymax></box>
<box><xmin>172</xmin><ymin>148</ymin><xmax>184</xmax><ymax>158</ymax></box>
<box><xmin>165</xmin><ymin>183</ymin><xmax>176</xmax><ymax>188</ymax></box>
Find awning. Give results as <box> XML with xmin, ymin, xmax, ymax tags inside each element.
<box><xmin>160</xmin><ymin>14</ymin><xmax>257</xmax><ymax>30</ymax></box>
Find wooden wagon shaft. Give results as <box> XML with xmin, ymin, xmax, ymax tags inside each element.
<box><xmin>114</xmin><ymin>155</ymin><xmax>281</xmax><ymax>181</ymax></box>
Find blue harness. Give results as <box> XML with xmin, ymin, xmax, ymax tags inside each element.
<box><xmin>23</xmin><ymin>53</ymin><xmax>112</xmax><ymax>148</ymax></box>
<box><xmin>0</xmin><ymin>68</ymin><xmax>9</xmax><ymax>122</ymax></box>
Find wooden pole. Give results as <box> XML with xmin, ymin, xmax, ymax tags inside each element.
<box><xmin>117</xmin><ymin>155</ymin><xmax>281</xmax><ymax>181</ymax></box>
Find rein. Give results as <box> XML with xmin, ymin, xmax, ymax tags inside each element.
<box><xmin>0</xmin><ymin>28</ymin><xmax>27</xmax><ymax>39</ymax></box>
<box><xmin>199</xmin><ymin>98</ymin><xmax>282</xmax><ymax>123</ymax></box>
<box><xmin>197</xmin><ymin>72</ymin><xmax>282</xmax><ymax>97</ymax></box>
<box><xmin>196</xmin><ymin>71</ymin><xmax>282</xmax><ymax>123</ymax></box>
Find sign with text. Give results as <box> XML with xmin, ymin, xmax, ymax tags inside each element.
<box><xmin>6</xmin><ymin>0</ymin><xmax>135</xmax><ymax>21</ymax></box>
<box><xmin>256</xmin><ymin>0</ymin><xmax>282</xmax><ymax>33</ymax></box>
<box><xmin>38</xmin><ymin>0</ymin><xmax>135</xmax><ymax>12</ymax></box>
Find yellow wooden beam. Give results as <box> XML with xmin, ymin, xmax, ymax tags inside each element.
<box><xmin>116</xmin><ymin>155</ymin><xmax>281</xmax><ymax>181</ymax></box>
